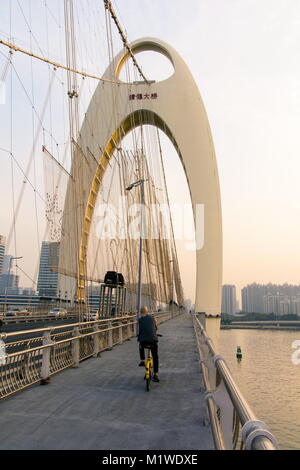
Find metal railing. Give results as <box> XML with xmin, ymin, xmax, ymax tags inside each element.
<box><xmin>193</xmin><ymin>314</ymin><xmax>279</xmax><ymax>450</ymax></box>
<box><xmin>0</xmin><ymin>310</ymin><xmax>179</xmax><ymax>399</ymax></box>
<box><xmin>0</xmin><ymin>313</ymin><xmax>78</xmax><ymax>325</ymax></box>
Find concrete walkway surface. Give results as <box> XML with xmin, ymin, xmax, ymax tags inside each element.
<box><xmin>0</xmin><ymin>314</ymin><xmax>214</xmax><ymax>450</ymax></box>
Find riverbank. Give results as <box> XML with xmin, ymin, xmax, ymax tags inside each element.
<box><xmin>221</xmin><ymin>325</ymin><xmax>300</xmax><ymax>331</ymax></box>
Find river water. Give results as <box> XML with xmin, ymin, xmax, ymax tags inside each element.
<box><xmin>219</xmin><ymin>328</ymin><xmax>300</xmax><ymax>450</ymax></box>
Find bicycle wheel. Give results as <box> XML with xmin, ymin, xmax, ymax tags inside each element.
<box><xmin>146</xmin><ymin>361</ymin><xmax>152</xmax><ymax>392</ymax></box>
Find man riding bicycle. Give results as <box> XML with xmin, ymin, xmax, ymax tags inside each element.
<box><xmin>137</xmin><ymin>306</ymin><xmax>160</xmax><ymax>382</ymax></box>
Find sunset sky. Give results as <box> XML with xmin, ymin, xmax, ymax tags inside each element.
<box><xmin>1</xmin><ymin>0</ymin><xmax>300</xmax><ymax>305</ymax></box>
<box><xmin>119</xmin><ymin>0</ymin><xmax>300</xmax><ymax>303</ymax></box>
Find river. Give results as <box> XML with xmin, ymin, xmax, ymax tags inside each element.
<box><xmin>219</xmin><ymin>328</ymin><xmax>300</xmax><ymax>450</ymax></box>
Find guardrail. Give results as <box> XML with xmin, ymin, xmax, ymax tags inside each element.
<box><xmin>0</xmin><ymin>310</ymin><xmax>180</xmax><ymax>399</ymax></box>
<box><xmin>193</xmin><ymin>314</ymin><xmax>279</xmax><ymax>450</ymax></box>
<box><xmin>0</xmin><ymin>313</ymin><xmax>78</xmax><ymax>325</ymax></box>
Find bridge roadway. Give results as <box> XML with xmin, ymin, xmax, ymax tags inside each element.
<box><xmin>0</xmin><ymin>314</ymin><xmax>214</xmax><ymax>450</ymax></box>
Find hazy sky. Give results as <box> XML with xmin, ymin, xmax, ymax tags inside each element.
<box><xmin>124</xmin><ymin>0</ymin><xmax>300</xmax><ymax>303</ymax></box>
<box><xmin>1</xmin><ymin>0</ymin><xmax>300</xmax><ymax>305</ymax></box>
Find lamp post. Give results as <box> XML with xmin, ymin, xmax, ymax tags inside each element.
<box><xmin>126</xmin><ymin>179</ymin><xmax>147</xmax><ymax>319</ymax></box>
<box><xmin>169</xmin><ymin>259</ymin><xmax>174</xmax><ymax>315</ymax></box>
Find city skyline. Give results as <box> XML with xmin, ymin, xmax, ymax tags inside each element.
<box><xmin>1</xmin><ymin>1</ymin><xmax>300</xmax><ymax>305</ymax></box>
<box><xmin>4</xmin><ymin>229</ymin><xmax>300</xmax><ymax>312</ymax></box>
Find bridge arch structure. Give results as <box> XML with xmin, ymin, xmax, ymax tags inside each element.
<box><xmin>60</xmin><ymin>37</ymin><xmax>222</xmax><ymax>318</ymax></box>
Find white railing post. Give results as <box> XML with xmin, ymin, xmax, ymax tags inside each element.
<box><xmin>93</xmin><ymin>326</ymin><xmax>100</xmax><ymax>357</ymax></box>
<box><xmin>108</xmin><ymin>321</ymin><xmax>113</xmax><ymax>350</ymax></box>
<box><xmin>124</xmin><ymin>319</ymin><xmax>129</xmax><ymax>341</ymax></box>
<box><xmin>72</xmin><ymin>327</ymin><xmax>80</xmax><ymax>367</ymax></box>
<box><xmin>40</xmin><ymin>330</ymin><xmax>54</xmax><ymax>385</ymax></box>
<box><xmin>119</xmin><ymin>321</ymin><xmax>123</xmax><ymax>344</ymax></box>
<box><xmin>126</xmin><ymin>319</ymin><xmax>131</xmax><ymax>340</ymax></box>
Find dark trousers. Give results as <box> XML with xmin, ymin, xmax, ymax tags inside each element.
<box><xmin>139</xmin><ymin>341</ymin><xmax>159</xmax><ymax>373</ymax></box>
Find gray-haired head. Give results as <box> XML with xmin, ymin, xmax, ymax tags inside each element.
<box><xmin>140</xmin><ymin>306</ymin><xmax>148</xmax><ymax>315</ymax></box>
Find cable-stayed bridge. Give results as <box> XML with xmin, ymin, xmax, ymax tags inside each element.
<box><xmin>0</xmin><ymin>0</ymin><xmax>278</xmax><ymax>451</ymax></box>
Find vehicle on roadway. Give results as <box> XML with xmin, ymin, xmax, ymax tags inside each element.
<box><xmin>5</xmin><ymin>309</ymin><xmax>19</xmax><ymax>317</ymax></box>
<box><xmin>82</xmin><ymin>310</ymin><xmax>99</xmax><ymax>322</ymax></box>
<box><xmin>48</xmin><ymin>308</ymin><xmax>68</xmax><ymax>317</ymax></box>
<box><xmin>5</xmin><ymin>308</ymin><xmax>31</xmax><ymax>317</ymax></box>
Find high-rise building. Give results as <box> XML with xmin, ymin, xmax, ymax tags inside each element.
<box><xmin>241</xmin><ymin>284</ymin><xmax>266</xmax><ymax>313</ymax></box>
<box><xmin>0</xmin><ymin>235</ymin><xmax>6</xmax><ymax>274</ymax></box>
<box><xmin>2</xmin><ymin>255</ymin><xmax>12</xmax><ymax>275</ymax></box>
<box><xmin>280</xmin><ymin>297</ymin><xmax>290</xmax><ymax>316</ymax></box>
<box><xmin>241</xmin><ymin>287</ymin><xmax>249</xmax><ymax>313</ymax></box>
<box><xmin>263</xmin><ymin>293</ymin><xmax>277</xmax><ymax>314</ymax></box>
<box><xmin>221</xmin><ymin>285</ymin><xmax>237</xmax><ymax>315</ymax></box>
<box><xmin>243</xmin><ymin>283</ymin><xmax>300</xmax><ymax>315</ymax></box>
<box><xmin>37</xmin><ymin>242</ymin><xmax>60</xmax><ymax>298</ymax></box>
<box><xmin>291</xmin><ymin>297</ymin><xmax>300</xmax><ymax>316</ymax></box>
<box><xmin>0</xmin><ymin>273</ymin><xmax>19</xmax><ymax>295</ymax></box>
<box><xmin>0</xmin><ymin>253</ymin><xmax>20</xmax><ymax>295</ymax></box>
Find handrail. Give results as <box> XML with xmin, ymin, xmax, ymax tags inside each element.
<box><xmin>4</xmin><ymin>310</ymin><xmax>177</xmax><ymax>357</ymax></box>
<box><xmin>206</xmin><ymin>395</ymin><xmax>226</xmax><ymax>450</ymax></box>
<box><xmin>0</xmin><ymin>310</ymin><xmax>172</xmax><ymax>340</ymax></box>
<box><xmin>0</xmin><ymin>309</ymin><xmax>181</xmax><ymax>399</ymax></box>
<box><xmin>0</xmin><ymin>314</ymin><xmax>78</xmax><ymax>326</ymax></box>
<box><xmin>6</xmin><ymin>320</ymin><xmax>137</xmax><ymax>358</ymax></box>
<box><xmin>193</xmin><ymin>314</ymin><xmax>278</xmax><ymax>450</ymax></box>
<box><xmin>0</xmin><ymin>314</ymin><xmax>135</xmax><ymax>340</ymax></box>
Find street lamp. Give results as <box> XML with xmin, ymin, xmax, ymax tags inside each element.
<box><xmin>169</xmin><ymin>259</ymin><xmax>174</xmax><ymax>315</ymax></box>
<box><xmin>126</xmin><ymin>179</ymin><xmax>147</xmax><ymax>319</ymax></box>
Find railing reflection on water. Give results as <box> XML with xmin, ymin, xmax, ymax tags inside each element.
<box><xmin>193</xmin><ymin>314</ymin><xmax>279</xmax><ymax>450</ymax></box>
<box><xmin>0</xmin><ymin>310</ymin><xmax>179</xmax><ymax>399</ymax></box>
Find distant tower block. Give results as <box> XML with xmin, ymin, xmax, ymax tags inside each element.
<box><xmin>0</xmin><ymin>236</ymin><xmax>6</xmax><ymax>275</ymax></box>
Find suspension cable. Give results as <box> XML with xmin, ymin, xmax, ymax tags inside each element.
<box><xmin>103</xmin><ymin>0</ymin><xmax>149</xmax><ymax>84</ymax></box>
<box><xmin>0</xmin><ymin>38</ymin><xmax>130</xmax><ymax>85</ymax></box>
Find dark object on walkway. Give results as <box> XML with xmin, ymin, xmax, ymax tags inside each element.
<box><xmin>117</xmin><ymin>273</ymin><xmax>125</xmax><ymax>286</ymax></box>
<box><xmin>40</xmin><ymin>378</ymin><xmax>51</xmax><ymax>385</ymax></box>
<box><xmin>104</xmin><ymin>271</ymin><xmax>119</xmax><ymax>285</ymax></box>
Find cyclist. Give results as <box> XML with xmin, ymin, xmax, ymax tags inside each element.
<box><xmin>137</xmin><ymin>306</ymin><xmax>160</xmax><ymax>382</ymax></box>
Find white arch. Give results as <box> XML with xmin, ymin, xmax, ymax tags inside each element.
<box><xmin>60</xmin><ymin>37</ymin><xmax>222</xmax><ymax>317</ymax></box>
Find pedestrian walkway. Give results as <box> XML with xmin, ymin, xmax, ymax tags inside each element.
<box><xmin>0</xmin><ymin>314</ymin><xmax>214</xmax><ymax>450</ymax></box>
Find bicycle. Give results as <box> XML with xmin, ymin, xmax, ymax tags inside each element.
<box><xmin>143</xmin><ymin>334</ymin><xmax>162</xmax><ymax>392</ymax></box>
<box><xmin>144</xmin><ymin>346</ymin><xmax>153</xmax><ymax>392</ymax></box>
